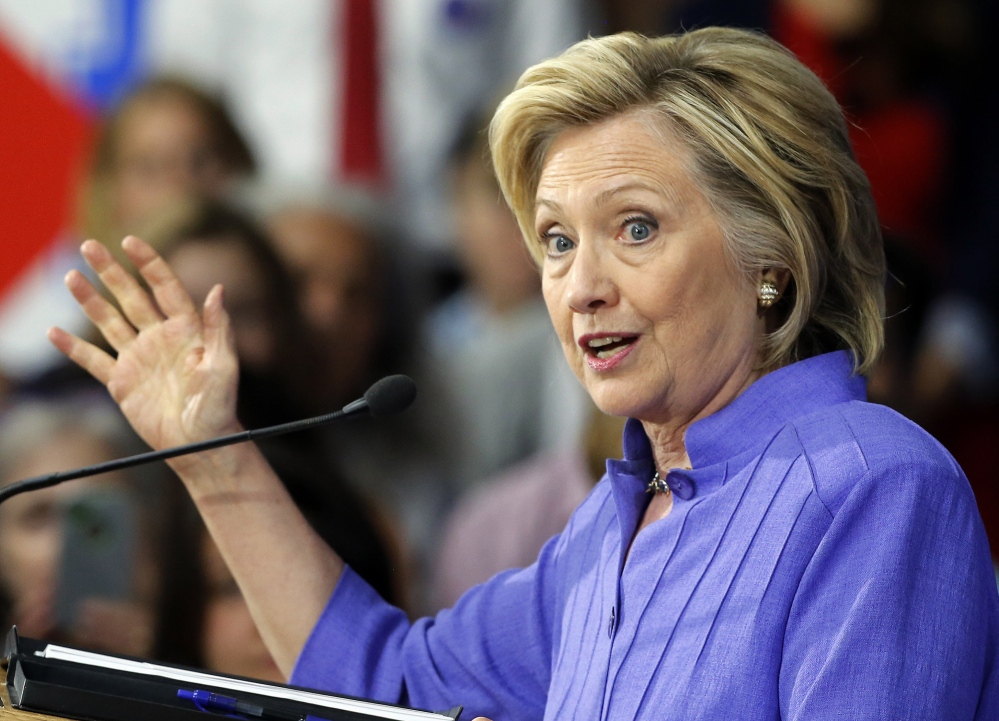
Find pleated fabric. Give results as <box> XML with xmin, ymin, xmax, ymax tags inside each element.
<box><xmin>292</xmin><ymin>351</ymin><xmax>999</xmax><ymax>721</ymax></box>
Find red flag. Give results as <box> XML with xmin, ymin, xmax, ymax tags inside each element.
<box><xmin>339</xmin><ymin>0</ymin><xmax>384</xmax><ymax>185</ymax></box>
<box><xmin>0</xmin><ymin>33</ymin><xmax>93</xmax><ymax>300</ymax></box>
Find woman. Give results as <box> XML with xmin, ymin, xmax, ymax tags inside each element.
<box><xmin>154</xmin><ymin>200</ymin><xmax>400</xmax><ymax>606</ymax></box>
<box><xmin>47</xmin><ymin>28</ymin><xmax>997</xmax><ymax>720</ymax></box>
<box><xmin>80</xmin><ymin>76</ymin><xmax>256</xmax><ymax>264</ymax></box>
<box><xmin>0</xmin><ymin>396</ymin><xmax>162</xmax><ymax>658</ymax></box>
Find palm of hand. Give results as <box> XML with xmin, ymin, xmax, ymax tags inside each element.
<box><xmin>49</xmin><ymin>237</ymin><xmax>240</xmax><ymax>453</ymax></box>
<box><xmin>114</xmin><ymin>314</ymin><xmax>238</xmax><ymax>450</ymax></box>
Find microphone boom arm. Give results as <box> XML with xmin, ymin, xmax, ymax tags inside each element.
<box><xmin>0</xmin><ymin>374</ymin><xmax>416</xmax><ymax>506</ymax></box>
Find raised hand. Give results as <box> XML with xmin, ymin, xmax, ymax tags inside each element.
<box><xmin>48</xmin><ymin>237</ymin><xmax>241</xmax><ymax>458</ymax></box>
<box><xmin>50</xmin><ymin>237</ymin><xmax>345</xmax><ymax>677</ymax></box>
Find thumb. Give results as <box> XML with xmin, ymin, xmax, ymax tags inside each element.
<box><xmin>202</xmin><ymin>284</ymin><xmax>236</xmax><ymax>362</ymax></box>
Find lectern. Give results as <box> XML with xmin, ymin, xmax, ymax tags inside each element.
<box><xmin>0</xmin><ymin>628</ymin><xmax>462</xmax><ymax>721</ymax></box>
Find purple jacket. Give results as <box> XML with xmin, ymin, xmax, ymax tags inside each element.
<box><xmin>291</xmin><ymin>351</ymin><xmax>999</xmax><ymax>720</ymax></box>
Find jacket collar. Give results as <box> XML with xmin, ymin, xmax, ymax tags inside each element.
<box><xmin>607</xmin><ymin>351</ymin><xmax>866</xmax><ymax>508</ymax></box>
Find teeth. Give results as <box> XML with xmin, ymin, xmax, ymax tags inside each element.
<box><xmin>588</xmin><ymin>336</ymin><xmax>622</xmax><ymax>348</ymax></box>
<box><xmin>596</xmin><ymin>347</ymin><xmax>619</xmax><ymax>359</ymax></box>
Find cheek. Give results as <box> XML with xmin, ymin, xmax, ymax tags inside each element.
<box><xmin>542</xmin><ymin>273</ymin><xmax>582</xmax><ymax>372</ymax></box>
<box><xmin>0</xmin><ymin>524</ymin><xmax>60</xmax><ymax>599</ymax></box>
<box><xmin>645</xmin><ymin>261</ymin><xmax>758</xmax><ymax>376</ymax></box>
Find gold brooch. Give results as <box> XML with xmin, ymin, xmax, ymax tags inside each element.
<box><xmin>647</xmin><ymin>471</ymin><xmax>671</xmax><ymax>496</ymax></box>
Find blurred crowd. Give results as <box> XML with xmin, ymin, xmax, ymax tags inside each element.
<box><xmin>0</xmin><ymin>0</ymin><xmax>996</xmax><ymax>683</ymax></box>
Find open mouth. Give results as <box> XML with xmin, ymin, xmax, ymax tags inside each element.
<box><xmin>581</xmin><ymin>334</ymin><xmax>639</xmax><ymax>359</ymax></box>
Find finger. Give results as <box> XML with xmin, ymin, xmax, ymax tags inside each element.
<box><xmin>81</xmin><ymin>240</ymin><xmax>162</xmax><ymax>328</ymax></box>
<box><xmin>48</xmin><ymin>327</ymin><xmax>114</xmax><ymax>386</ymax></box>
<box><xmin>202</xmin><ymin>284</ymin><xmax>235</xmax><ymax>358</ymax></box>
<box><xmin>122</xmin><ymin>235</ymin><xmax>197</xmax><ymax>318</ymax></box>
<box><xmin>81</xmin><ymin>240</ymin><xmax>164</xmax><ymax>330</ymax></box>
<box><xmin>64</xmin><ymin>269</ymin><xmax>137</xmax><ymax>351</ymax></box>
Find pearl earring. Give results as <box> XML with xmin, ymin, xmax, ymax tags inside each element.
<box><xmin>758</xmin><ymin>280</ymin><xmax>779</xmax><ymax>309</ymax></box>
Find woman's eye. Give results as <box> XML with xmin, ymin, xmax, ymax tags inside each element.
<box><xmin>547</xmin><ymin>235</ymin><xmax>575</xmax><ymax>254</ymax></box>
<box><xmin>626</xmin><ymin>221</ymin><xmax>652</xmax><ymax>242</ymax></box>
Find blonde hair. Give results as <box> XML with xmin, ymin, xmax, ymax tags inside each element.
<box><xmin>490</xmin><ymin>28</ymin><xmax>885</xmax><ymax>374</ymax></box>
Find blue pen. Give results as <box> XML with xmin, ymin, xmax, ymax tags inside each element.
<box><xmin>177</xmin><ymin>689</ymin><xmax>305</xmax><ymax>721</ymax></box>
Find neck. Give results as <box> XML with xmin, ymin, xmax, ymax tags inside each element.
<box><xmin>641</xmin><ymin>363</ymin><xmax>767</xmax><ymax>475</ymax></box>
<box><xmin>640</xmin><ymin>421</ymin><xmax>694</xmax><ymax>474</ymax></box>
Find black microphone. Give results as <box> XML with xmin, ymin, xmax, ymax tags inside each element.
<box><xmin>0</xmin><ymin>374</ymin><xmax>417</xmax><ymax>506</ymax></box>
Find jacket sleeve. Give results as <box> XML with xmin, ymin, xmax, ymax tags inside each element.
<box><xmin>289</xmin><ymin>532</ymin><xmax>564</xmax><ymax>721</ymax></box>
<box><xmin>780</xmin><ymin>454</ymin><xmax>999</xmax><ymax>720</ymax></box>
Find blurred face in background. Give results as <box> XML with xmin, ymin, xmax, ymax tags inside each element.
<box><xmin>0</xmin><ymin>430</ymin><xmax>156</xmax><ymax>656</ymax></box>
<box><xmin>201</xmin><ymin>532</ymin><xmax>283</xmax><ymax>683</ymax></box>
<box><xmin>111</xmin><ymin>94</ymin><xmax>231</xmax><ymax>230</ymax></box>
<box><xmin>452</xmin><ymin>153</ymin><xmax>540</xmax><ymax>314</ymax></box>
<box><xmin>268</xmin><ymin>208</ymin><xmax>382</xmax><ymax>403</ymax></box>
<box><xmin>0</xmin><ymin>431</ymin><xmax>117</xmax><ymax>628</ymax></box>
<box><xmin>167</xmin><ymin>235</ymin><xmax>278</xmax><ymax>375</ymax></box>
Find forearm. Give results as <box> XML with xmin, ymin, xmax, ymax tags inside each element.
<box><xmin>171</xmin><ymin>441</ymin><xmax>344</xmax><ymax>677</ymax></box>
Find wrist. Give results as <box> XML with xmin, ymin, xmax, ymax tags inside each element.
<box><xmin>167</xmin><ymin>438</ymin><xmax>270</xmax><ymax>499</ymax></box>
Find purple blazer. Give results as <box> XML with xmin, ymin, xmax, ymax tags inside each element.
<box><xmin>291</xmin><ymin>351</ymin><xmax>999</xmax><ymax>720</ymax></box>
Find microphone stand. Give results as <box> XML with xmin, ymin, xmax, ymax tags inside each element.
<box><xmin>0</xmin><ymin>374</ymin><xmax>416</xmax><ymax>506</ymax></box>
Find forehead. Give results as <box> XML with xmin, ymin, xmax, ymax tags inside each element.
<box><xmin>536</xmin><ymin>112</ymin><xmax>694</xmax><ymax>208</ymax></box>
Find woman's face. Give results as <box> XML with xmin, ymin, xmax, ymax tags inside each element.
<box><xmin>0</xmin><ymin>432</ymin><xmax>126</xmax><ymax>636</ymax></box>
<box><xmin>112</xmin><ymin>95</ymin><xmax>229</xmax><ymax>228</ymax></box>
<box><xmin>267</xmin><ymin>209</ymin><xmax>382</xmax><ymax>403</ymax></box>
<box><xmin>536</xmin><ymin>112</ymin><xmax>764</xmax><ymax>427</ymax></box>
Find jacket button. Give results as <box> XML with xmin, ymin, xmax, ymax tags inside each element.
<box><xmin>607</xmin><ymin>606</ymin><xmax>616</xmax><ymax>638</ymax></box>
<box><xmin>667</xmin><ymin>471</ymin><xmax>696</xmax><ymax>500</ymax></box>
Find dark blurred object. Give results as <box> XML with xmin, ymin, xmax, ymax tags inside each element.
<box><xmin>266</xmin><ymin>198</ymin><xmax>400</xmax><ymax>412</ymax></box>
<box><xmin>940</xmin><ymin>407</ymin><xmax>999</xmax><ymax>556</ymax></box>
<box><xmin>772</xmin><ymin>0</ymin><xmax>951</xmax><ymax>266</ymax></box>
<box><xmin>867</xmin><ymin>235</ymin><xmax>936</xmax><ymax>420</ymax></box>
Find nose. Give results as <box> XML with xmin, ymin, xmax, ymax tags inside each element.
<box><xmin>566</xmin><ymin>239</ymin><xmax>618</xmax><ymax>314</ymax></box>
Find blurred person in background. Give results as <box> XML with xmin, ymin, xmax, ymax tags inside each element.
<box><xmin>0</xmin><ymin>396</ymin><xmax>163</xmax><ymax>657</ymax></box>
<box><xmin>148</xmin><ymin>199</ymin><xmax>399</xmax><ymax>607</ymax></box>
<box><xmin>433</xmin><ymin>406</ymin><xmax>626</xmax><ymax>609</ymax></box>
<box><xmin>264</xmin><ymin>189</ymin><xmax>457</xmax><ymax>614</ymax></box>
<box><xmin>0</xmin><ymin>76</ymin><xmax>255</xmax><ymax>391</ymax></box>
<box><xmin>265</xmin><ymin>189</ymin><xmax>394</xmax><ymax>412</ymax></box>
<box><xmin>81</xmin><ymin>76</ymin><xmax>256</xmax><ymax>260</ymax></box>
<box><xmin>155</xmin><ymin>479</ymin><xmax>395</xmax><ymax>682</ymax></box>
<box><xmin>157</xmin><ymin>200</ymin><xmax>314</xmax><ymax>428</ymax></box>
<box><xmin>425</xmin><ymin>115</ymin><xmax>589</xmax><ymax>484</ymax></box>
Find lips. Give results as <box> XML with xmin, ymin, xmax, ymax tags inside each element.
<box><xmin>577</xmin><ymin>333</ymin><xmax>639</xmax><ymax>371</ymax></box>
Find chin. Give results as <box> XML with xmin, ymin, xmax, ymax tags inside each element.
<box><xmin>584</xmin><ymin>376</ymin><xmax>656</xmax><ymax>420</ymax></box>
